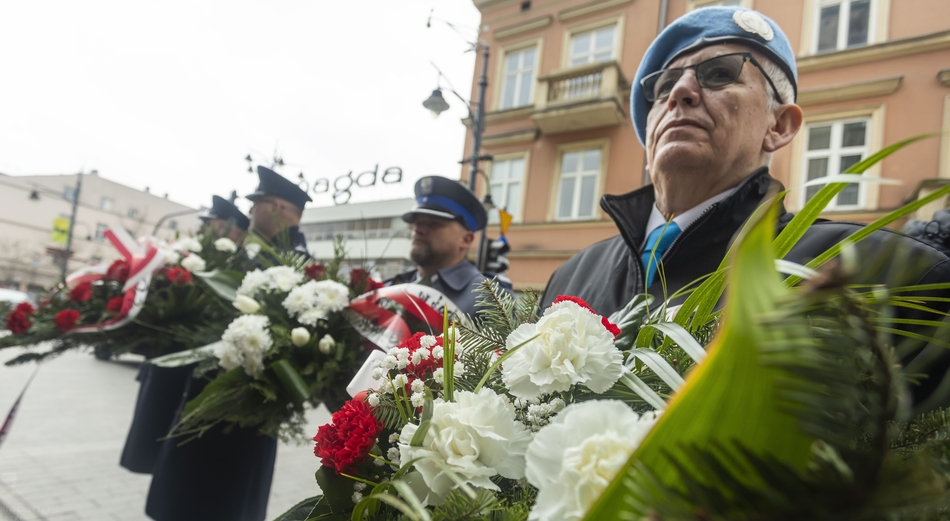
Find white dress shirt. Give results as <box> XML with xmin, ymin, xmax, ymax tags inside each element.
<box><xmin>641</xmin><ymin>187</ymin><xmax>739</xmax><ymax>250</ymax></box>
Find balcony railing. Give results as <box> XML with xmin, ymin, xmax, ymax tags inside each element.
<box><xmin>531</xmin><ymin>60</ymin><xmax>628</xmax><ymax>134</ymax></box>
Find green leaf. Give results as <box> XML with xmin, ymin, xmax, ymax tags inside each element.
<box><xmin>272</xmin><ymin>496</ymin><xmax>323</xmax><ymax>521</ymax></box>
<box><xmin>149</xmin><ymin>341</ymin><xmax>220</xmax><ymax>367</ymax></box>
<box><xmin>193</xmin><ymin>269</ymin><xmax>243</xmax><ymax>302</ymax></box>
<box><xmin>315</xmin><ymin>467</ymin><xmax>360</xmax><ymax>514</ymax></box>
<box><xmin>271</xmin><ymin>359</ymin><xmax>311</xmax><ymax>406</ymax></box>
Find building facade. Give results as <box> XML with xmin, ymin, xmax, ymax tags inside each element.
<box><xmin>0</xmin><ymin>172</ymin><xmax>198</xmax><ymax>295</ymax></box>
<box><xmin>464</xmin><ymin>0</ymin><xmax>950</xmax><ymax>290</ymax></box>
<box><xmin>299</xmin><ymin>198</ymin><xmax>415</xmax><ymax>281</ymax></box>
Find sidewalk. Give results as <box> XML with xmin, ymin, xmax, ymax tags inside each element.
<box><xmin>0</xmin><ymin>351</ymin><xmax>329</xmax><ymax>521</ymax></box>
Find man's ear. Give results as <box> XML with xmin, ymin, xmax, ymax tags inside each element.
<box><xmin>461</xmin><ymin>230</ymin><xmax>475</xmax><ymax>247</ymax></box>
<box><xmin>763</xmin><ymin>103</ymin><xmax>803</xmax><ymax>153</ymax></box>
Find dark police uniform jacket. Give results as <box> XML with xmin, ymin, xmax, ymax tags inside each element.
<box><xmin>145</xmin><ymin>230</ymin><xmax>311</xmax><ymax>521</ymax></box>
<box><xmin>542</xmin><ymin>168</ymin><xmax>950</xmax><ymax>407</ymax></box>
<box><xmin>386</xmin><ymin>259</ymin><xmax>488</xmax><ymax>317</ymax></box>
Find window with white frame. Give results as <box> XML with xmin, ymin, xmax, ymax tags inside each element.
<box><xmin>488</xmin><ymin>157</ymin><xmax>525</xmax><ymax>225</ymax></box>
<box><xmin>556</xmin><ymin>148</ymin><xmax>601</xmax><ymax>220</ymax></box>
<box><xmin>100</xmin><ymin>197</ymin><xmax>113</xmax><ymax>211</ymax></box>
<box><xmin>802</xmin><ymin>118</ymin><xmax>870</xmax><ymax>209</ymax></box>
<box><xmin>815</xmin><ymin>0</ymin><xmax>873</xmax><ymax>53</ymax></box>
<box><xmin>499</xmin><ymin>46</ymin><xmax>536</xmax><ymax>110</ymax></box>
<box><xmin>569</xmin><ymin>25</ymin><xmax>616</xmax><ymax>67</ymax></box>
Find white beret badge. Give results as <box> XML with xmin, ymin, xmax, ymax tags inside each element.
<box><xmin>733</xmin><ymin>10</ymin><xmax>774</xmax><ymax>42</ymax></box>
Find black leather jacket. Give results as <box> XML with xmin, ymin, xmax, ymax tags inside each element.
<box><xmin>542</xmin><ymin>168</ymin><xmax>950</xmax><ymax>407</ymax></box>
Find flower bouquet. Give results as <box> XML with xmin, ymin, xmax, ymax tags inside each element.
<box><xmin>272</xmin><ymin>136</ymin><xmax>950</xmax><ymax>521</ymax></box>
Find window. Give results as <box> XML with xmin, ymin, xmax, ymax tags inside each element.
<box><xmin>802</xmin><ymin>118</ymin><xmax>870</xmax><ymax>210</ymax></box>
<box><xmin>94</xmin><ymin>223</ymin><xmax>108</xmax><ymax>241</ymax></box>
<box><xmin>100</xmin><ymin>197</ymin><xmax>113</xmax><ymax>211</ymax></box>
<box><xmin>489</xmin><ymin>157</ymin><xmax>526</xmax><ymax>224</ymax></box>
<box><xmin>556</xmin><ymin>148</ymin><xmax>602</xmax><ymax>220</ymax></box>
<box><xmin>815</xmin><ymin>0</ymin><xmax>872</xmax><ymax>53</ymax></box>
<box><xmin>127</xmin><ymin>208</ymin><xmax>139</xmax><ymax>219</ymax></box>
<box><xmin>499</xmin><ymin>47</ymin><xmax>537</xmax><ymax>110</ymax></box>
<box><xmin>569</xmin><ymin>25</ymin><xmax>616</xmax><ymax>67</ymax></box>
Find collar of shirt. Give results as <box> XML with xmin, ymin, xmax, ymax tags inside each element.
<box><xmin>641</xmin><ymin>186</ymin><xmax>739</xmax><ymax>250</ymax></box>
<box><xmin>411</xmin><ymin>259</ymin><xmax>480</xmax><ymax>291</ymax></box>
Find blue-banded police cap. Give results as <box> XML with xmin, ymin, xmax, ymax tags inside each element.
<box><xmin>200</xmin><ymin>195</ymin><xmax>250</xmax><ymax>231</ymax></box>
<box><xmin>631</xmin><ymin>6</ymin><xmax>797</xmax><ymax>146</ymax></box>
<box><xmin>402</xmin><ymin>176</ymin><xmax>487</xmax><ymax>232</ymax></box>
<box><xmin>247</xmin><ymin>165</ymin><xmax>312</xmax><ymax>210</ymax></box>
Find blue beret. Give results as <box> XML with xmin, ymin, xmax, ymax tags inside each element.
<box><xmin>247</xmin><ymin>166</ymin><xmax>312</xmax><ymax>210</ymax></box>
<box><xmin>200</xmin><ymin>195</ymin><xmax>250</xmax><ymax>231</ymax></box>
<box><xmin>631</xmin><ymin>7</ymin><xmax>797</xmax><ymax>146</ymax></box>
<box><xmin>402</xmin><ymin>176</ymin><xmax>487</xmax><ymax>232</ymax></box>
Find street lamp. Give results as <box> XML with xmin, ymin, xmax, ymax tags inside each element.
<box><xmin>425</xmin><ymin>40</ymin><xmax>494</xmax><ymax>271</ymax></box>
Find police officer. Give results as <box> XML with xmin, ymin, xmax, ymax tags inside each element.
<box><xmin>386</xmin><ymin>176</ymin><xmax>489</xmax><ymax>316</ymax></box>
<box><xmin>246</xmin><ymin>165</ymin><xmax>312</xmax><ymax>256</ymax></box>
<box><xmin>200</xmin><ymin>194</ymin><xmax>250</xmax><ymax>243</ymax></box>
<box><xmin>119</xmin><ymin>195</ymin><xmax>251</xmax><ymax>475</ymax></box>
<box><xmin>145</xmin><ymin>169</ymin><xmax>312</xmax><ymax>521</ymax></box>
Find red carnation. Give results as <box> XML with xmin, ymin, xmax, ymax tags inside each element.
<box><xmin>165</xmin><ymin>267</ymin><xmax>193</xmax><ymax>285</ymax></box>
<box><xmin>106</xmin><ymin>296</ymin><xmax>125</xmax><ymax>314</ymax></box>
<box><xmin>54</xmin><ymin>309</ymin><xmax>80</xmax><ymax>332</ymax></box>
<box><xmin>106</xmin><ymin>259</ymin><xmax>130</xmax><ymax>282</ymax></box>
<box><xmin>553</xmin><ymin>295</ymin><xmax>621</xmax><ymax>339</ymax></box>
<box><xmin>304</xmin><ymin>263</ymin><xmax>326</xmax><ymax>281</ymax></box>
<box><xmin>69</xmin><ymin>282</ymin><xmax>93</xmax><ymax>303</ymax></box>
<box><xmin>313</xmin><ymin>397</ymin><xmax>383</xmax><ymax>474</ymax></box>
<box><xmin>6</xmin><ymin>310</ymin><xmax>32</xmax><ymax>334</ymax></box>
<box><xmin>349</xmin><ymin>268</ymin><xmax>383</xmax><ymax>294</ymax></box>
<box><xmin>14</xmin><ymin>302</ymin><xmax>35</xmax><ymax>315</ymax></box>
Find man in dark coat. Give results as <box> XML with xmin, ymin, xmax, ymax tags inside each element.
<box><xmin>542</xmin><ymin>7</ymin><xmax>950</xmax><ymax>408</ymax></box>
<box><xmin>120</xmin><ymin>195</ymin><xmax>250</xmax><ymax>474</ymax></box>
<box><xmin>145</xmin><ymin>168</ymin><xmax>311</xmax><ymax>521</ymax></box>
<box><xmin>385</xmin><ymin>176</ymin><xmax>491</xmax><ymax>317</ymax></box>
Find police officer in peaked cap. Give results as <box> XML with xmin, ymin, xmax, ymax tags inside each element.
<box><xmin>246</xmin><ymin>165</ymin><xmax>312</xmax><ymax>257</ymax></box>
<box><xmin>200</xmin><ymin>195</ymin><xmax>250</xmax><ymax>241</ymax></box>
<box><xmin>386</xmin><ymin>176</ymin><xmax>491</xmax><ymax>316</ymax></box>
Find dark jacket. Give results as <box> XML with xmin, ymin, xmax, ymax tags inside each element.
<box><xmin>542</xmin><ymin>168</ymin><xmax>950</xmax><ymax>406</ymax></box>
<box><xmin>386</xmin><ymin>259</ymin><xmax>489</xmax><ymax>317</ymax></box>
<box><xmin>144</xmin><ymin>229</ymin><xmax>310</xmax><ymax>521</ymax></box>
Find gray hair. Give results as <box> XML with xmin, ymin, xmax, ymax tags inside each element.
<box><xmin>759</xmin><ymin>56</ymin><xmax>795</xmax><ymax>111</ymax></box>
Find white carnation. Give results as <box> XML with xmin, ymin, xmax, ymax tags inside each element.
<box><xmin>298</xmin><ymin>307</ymin><xmax>328</xmax><ymax>327</ymax></box>
<box><xmin>244</xmin><ymin>243</ymin><xmax>261</xmax><ymax>259</ymax></box>
<box><xmin>502</xmin><ymin>301</ymin><xmax>623</xmax><ymax>400</ymax></box>
<box><xmin>218</xmin><ymin>315</ymin><xmax>273</xmax><ymax>378</ymax></box>
<box><xmin>173</xmin><ymin>237</ymin><xmax>202</xmax><ymax>253</ymax></box>
<box><xmin>526</xmin><ymin>401</ymin><xmax>659</xmax><ymax>521</ymax></box>
<box><xmin>264</xmin><ymin>266</ymin><xmax>304</xmax><ymax>292</ymax></box>
<box><xmin>164</xmin><ymin>250</ymin><xmax>181</xmax><ymax>265</ymax></box>
<box><xmin>237</xmin><ymin>269</ymin><xmax>269</xmax><ymax>297</ymax></box>
<box><xmin>311</xmin><ymin>280</ymin><xmax>350</xmax><ymax>312</ymax></box>
<box><xmin>180</xmin><ymin>254</ymin><xmax>206</xmax><ymax>273</ymax></box>
<box><xmin>214</xmin><ymin>237</ymin><xmax>237</xmax><ymax>253</ymax></box>
<box><xmin>398</xmin><ymin>388</ymin><xmax>531</xmax><ymax>504</ymax></box>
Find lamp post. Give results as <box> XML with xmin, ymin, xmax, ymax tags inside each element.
<box><xmin>423</xmin><ymin>41</ymin><xmax>494</xmax><ymax>271</ymax></box>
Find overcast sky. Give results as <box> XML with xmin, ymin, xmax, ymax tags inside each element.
<box><xmin>0</xmin><ymin>1</ymin><xmax>482</xmax><ymax>212</ymax></box>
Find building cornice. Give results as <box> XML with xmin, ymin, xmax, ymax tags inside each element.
<box><xmin>797</xmin><ymin>76</ymin><xmax>903</xmax><ymax>107</ymax></box>
<box><xmin>482</xmin><ymin>127</ymin><xmax>539</xmax><ymax>147</ymax></box>
<box><xmin>558</xmin><ymin>0</ymin><xmax>633</xmax><ymax>21</ymax></box>
<box><xmin>797</xmin><ymin>30</ymin><xmax>950</xmax><ymax>73</ymax></box>
<box><xmin>939</xmin><ymin>68</ymin><xmax>950</xmax><ymax>87</ymax></box>
<box><xmin>485</xmin><ymin>219</ymin><xmax>616</xmax><ymax>232</ymax></box>
<box><xmin>494</xmin><ymin>15</ymin><xmax>552</xmax><ymax>39</ymax></box>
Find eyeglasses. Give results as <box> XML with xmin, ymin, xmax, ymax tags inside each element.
<box><xmin>640</xmin><ymin>52</ymin><xmax>783</xmax><ymax>105</ymax></box>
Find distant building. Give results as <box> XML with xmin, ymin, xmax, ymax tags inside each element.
<box><xmin>300</xmin><ymin>198</ymin><xmax>415</xmax><ymax>280</ymax></box>
<box><xmin>0</xmin><ymin>171</ymin><xmax>198</xmax><ymax>295</ymax></box>
<box><xmin>465</xmin><ymin>0</ymin><xmax>950</xmax><ymax>290</ymax></box>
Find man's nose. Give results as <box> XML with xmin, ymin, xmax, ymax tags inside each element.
<box><xmin>666</xmin><ymin>70</ymin><xmax>702</xmax><ymax>110</ymax></box>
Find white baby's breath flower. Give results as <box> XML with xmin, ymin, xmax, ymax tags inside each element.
<box><xmin>318</xmin><ymin>334</ymin><xmax>335</xmax><ymax>355</ymax></box>
<box><xmin>526</xmin><ymin>401</ymin><xmax>660</xmax><ymax>521</ymax></box>
<box><xmin>351</xmin><ymin>492</ymin><xmax>362</xmax><ymax>504</ymax></box>
<box><xmin>371</xmin><ymin>367</ymin><xmax>384</xmax><ymax>380</ymax></box>
<box><xmin>291</xmin><ymin>327</ymin><xmax>311</xmax><ymax>347</ymax></box>
<box><xmin>431</xmin><ymin>345</ymin><xmax>444</xmax><ymax>359</ymax></box>
<box><xmin>180</xmin><ymin>254</ymin><xmax>206</xmax><ymax>273</ymax></box>
<box><xmin>214</xmin><ymin>237</ymin><xmax>237</xmax><ymax>253</ymax></box>
<box><xmin>392</xmin><ymin>374</ymin><xmax>408</xmax><ymax>389</ymax></box>
<box><xmin>367</xmin><ymin>393</ymin><xmax>380</xmax><ymax>407</ymax></box>
<box><xmin>399</xmin><ymin>388</ymin><xmax>531</xmax><ymax>504</ymax></box>
<box><xmin>419</xmin><ymin>335</ymin><xmax>437</xmax><ymax>349</ymax></box>
<box><xmin>432</xmin><ymin>368</ymin><xmax>444</xmax><ymax>385</ymax></box>
<box><xmin>411</xmin><ymin>379</ymin><xmax>425</xmax><ymax>393</ymax></box>
<box><xmin>237</xmin><ymin>269</ymin><xmax>269</xmax><ymax>297</ymax></box>
<box><xmin>232</xmin><ymin>295</ymin><xmax>261</xmax><ymax>314</ymax></box>
<box><xmin>410</xmin><ymin>392</ymin><xmax>425</xmax><ymax>407</ymax></box>
<box><xmin>387</xmin><ymin>447</ymin><xmax>400</xmax><ymax>465</ymax></box>
<box><xmin>502</xmin><ymin>300</ymin><xmax>623</xmax><ymax>400</ymax></box>
<box><xmin>244</xmin><ymin>242</ymin><xmax>261</xmax><ymax>259</ymax></box>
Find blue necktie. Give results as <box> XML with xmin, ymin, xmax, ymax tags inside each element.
<box><xmin>641</xmin><ymin>222</ymin><xmax>682</xmax><ymax>288</ymax></box>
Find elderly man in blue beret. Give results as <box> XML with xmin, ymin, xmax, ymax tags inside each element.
<box><xmin>541</xmin><ymin>6</ymin><xmax>950</xmax><ymax>409</ymax></box>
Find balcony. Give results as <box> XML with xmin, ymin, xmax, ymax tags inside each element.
<box><xmin>531</xmin><ymin>60</ymin><xmax>628</xmax><ymax>134</ymax></box>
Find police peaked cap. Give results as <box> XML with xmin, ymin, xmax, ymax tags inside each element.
<box><xmin>631</xmin><ymin>6</ymin><xmax>797</xmax><ymax>146</ymax></box>
<box><xmin>247</xmin><ymin>165</ymin><xmax>312</xmax><ymax>210</ymax></box>
<box><xmin>200</xmin><ymin>195</ymin><xmax>250</xmax><ymax>231</ymax></box>
<box><xmin>402</xmin><ymin>176</ymin><xmax>488</xmax><ymax>232</ymax></box>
